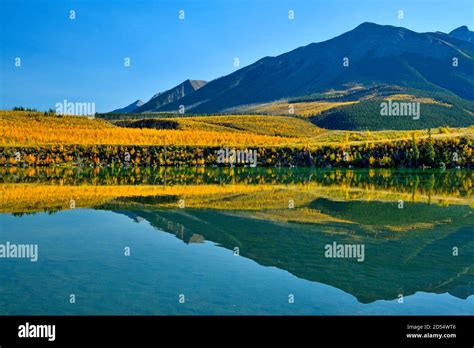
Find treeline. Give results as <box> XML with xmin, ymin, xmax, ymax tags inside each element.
<box><xmin>0</xmin><ymin>136</ymin><xmax>472</xmax><ymax>168</ymax></box>
<box><xmin>97</xmin><ymin>112</ymin><xmax>176</xmax><ymax>120</ymax></box>
<box><xmin>314</xmin><ymin>99</ymin><xmax>474</xmax><ymax>130</ymax></box>
<box><xmin>13</xmin><ymin>106</ymin><xmax>38</xmax><ymax>112</ymax></box>
<box><xmin>12</xmin><ymin>106</ymin><xmax>58</xmax><ymax>116</ymax></box>
<box><xmin>115</xmin><ymin>119</ymin><xmax>180</xmax><ymax>129</ymax></box>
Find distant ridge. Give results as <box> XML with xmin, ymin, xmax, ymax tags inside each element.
<box><xmin>449</xmin><ymin>25</ymin><xmax>474</xmax><ymax>43</ymax></box>
<box><xmin>111</xmin><ymin>99</ymin><xmax>144</xmax><ymax>113</ymax></box>
<box><xmin>133</xmin><ymin>79</ymin><xmax>207</xmax><ymax>113</ymax></box>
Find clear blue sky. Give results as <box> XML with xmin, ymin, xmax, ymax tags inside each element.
<box><xmin>0</xmin><ymin>0</ymin><xmax>472</xmax><ymax>112</ymax></box>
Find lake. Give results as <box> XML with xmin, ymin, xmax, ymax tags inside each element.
<box><xmin>0</xmin><ymin>167</ymin><xmax>473</xmax><ymax>315</ymax></box>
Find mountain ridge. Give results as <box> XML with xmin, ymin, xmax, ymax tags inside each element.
<box><xmin>449</xmin><ymin>25</ymin><xmax>474</xmax><ymax>43</ymax></box>
<box><xmin>133</xmin><ymin>79</ymin><xmax>207</xmax><ymax>113</ymax></box>
<box><xmin>111</xmin><ymin>99</ymin><xmax>144</xmax><ymax>113</ymax></box>
<box><xmin>151</xmin><ymin>22</ymin><xmax>474</xmax><ymax>113</ymax></box>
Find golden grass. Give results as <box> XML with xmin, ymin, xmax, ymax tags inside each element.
<box><xmin>1</xmin><ymin>110</ymin><xmax>472</xmax><ymax>149</ymax></box>
<box><xmin>302</xmin><ymin>128</ymin><xmax>474</xmax><ymax>147</ymax></box>
<box><xmin>165</xmin><ymin>115</ymin><xmax>325</xmax><ymax>137</ymax></box>
<box><xmin>235</xmin><ymin>101</ymin><xmax>357</xmax><ymax>116</ymax></box>
<box><xmin>384</xmin><ymin>94</ymin><xmax>452</xmax><ymax>107</ymax></box>
<box><xmin>0</xmin><ymin>111</ymin><xmax>291</xmax><ymax>147</ymax></box>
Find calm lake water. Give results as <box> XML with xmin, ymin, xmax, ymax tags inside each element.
<box><xmin>0</xmin><ymin>167</ymin><xmax>473</xmax><ymax>315</ymax></box>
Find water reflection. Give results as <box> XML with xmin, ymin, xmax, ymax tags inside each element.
<box><xmin>0</xmin><ymin>167</ymin><xmax>473</xmax><ymax>312</ymax></box>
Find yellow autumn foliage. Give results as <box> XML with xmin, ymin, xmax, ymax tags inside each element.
<box><xmin>0</xmin><ymin>111</ymin><xmax>292</xmax><ymax>147</ymax></box>
<box><xmin>235</xmin><ymin>101</ymin><xmax>357</xmax><ymax>117</ymax></box>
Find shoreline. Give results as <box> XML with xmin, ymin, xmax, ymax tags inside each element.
<box><xmin>1</xmin><ymin>137</ymin><xmax>472</xmax><ymax>168</ymax></box>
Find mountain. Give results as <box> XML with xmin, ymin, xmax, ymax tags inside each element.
<box><xmin>449</xmin><ymin>25</ymin><xmax>474</xmax><ymax>43</ymax></box>
<box><xmin>133</xmin><ymin>79</ymin><xmax>207</xmax><ymax>113</ymax></box>
<box><xmin>111</xmin><ymin>99</ymin><xmax>144</xmax><ymax>113</ymax></box>
<box><xmin>153</xmin><ymin>22</ymin><xmax>474</xmax><ymax>114</ymax></box>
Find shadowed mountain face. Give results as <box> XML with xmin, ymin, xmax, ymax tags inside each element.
<box><xmin>154</xmin><ymin>23</ymin><xmax>474</xmax><ymax>113</ymax></box>
<box><xmin>111</xmin><ymin>99</ymin><xmax>144</xmax><ymax>113</ymax></box>
<box><xmin>449</xmin><ymin>25</ymin><xmax>474</xmax><ymax>43</ymax></box>
<box><xmin>134</xmin><ymin>79</ymin><xmax>207</xmax><ymax>113</ymax></box>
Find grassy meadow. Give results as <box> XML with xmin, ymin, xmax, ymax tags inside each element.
<box><xmin>0</xmin><ymin>110</ymin><xmax>473</xmax><ymax>168</ymax></box>
<box><xmin>1</xmin><ymin>110</ymin><xmax>473</xmax><ymax>147</ymax></box>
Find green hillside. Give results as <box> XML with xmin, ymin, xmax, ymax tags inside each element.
<box><xmin>313</xmin><ymin>96</ymin><xmax>474</xmax><ymax>130</ymax></box>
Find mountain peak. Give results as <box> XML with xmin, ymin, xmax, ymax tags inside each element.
<box><xmin>110</xmin><ymin>99</ymin><xmax>144</xmax><ymax>114</ymax></box>
<box><xmin>352</xmin><ymin>22</ymin><xmax>403</xmax><ymax>32</ymax></box>
<box><xmin>355</xmin><ymin>22</ymin><xmax>381</xmax><ymax>29</ymax></box>
<box><xmin>351</xmin><ymin>22</ymin><xmax>413</xmax><ymax>35</ymax></box>
<box><xmin>133</xmin><ymin>79</ymin><xmax>208</xmax><ymax>113</ymax></box>
<box><xmin>449</xmin><ymin>25</ymin><xmax>474</xmax><ymax>42</ymax></box>
<box><xmin>451</xmin><ymin>25</ymin><xmax>470</xmax><ymax>33</ymax></box>
<box><xmin>183</xmin><ymin>79</ymin><xmax>208</xmax><ymax>90</ymax></box>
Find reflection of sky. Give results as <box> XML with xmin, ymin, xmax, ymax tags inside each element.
<box><xmin>0</xmin><ymin>209</ymin><xmax>472</xmax><ymax>315</ymax></box>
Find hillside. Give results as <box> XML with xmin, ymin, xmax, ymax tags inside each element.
<box><xmin>115</xmin><ymin>115</ymin><xmax>325</xmax><ymax>138</ymax></box>
<box><xmin>0</xmin><ymin>111</ymin><xmax>286</xmax><ymax>147</ymax></box>
<box><xmin>3</xmin><ymin>110</ymin><xmax>473</xmax><ymax>148</ymax></box>
<box><xmin>151</xmin><ymin>23</ymin><xmax>474</xmax><ymax>114</ymax></box>
<box><xmin>133</xmin><ymin>79</ymin><xmax>207</xmax><ymax>113</ymax></box>
<box><xmin>313</xmin><ymin>93</ymin><xmax>474</xmax><ymax>130</ymax></box>
<box><xmin>111</xmin><ymin>99</ymin><xmax>144</xmax><ymax>113</ymax></box>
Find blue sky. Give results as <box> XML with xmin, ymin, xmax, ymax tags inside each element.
<box><xmin>0</xmin><ymin>0</ymin><xmax>473</xmax><ymax>112</ymax></box>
